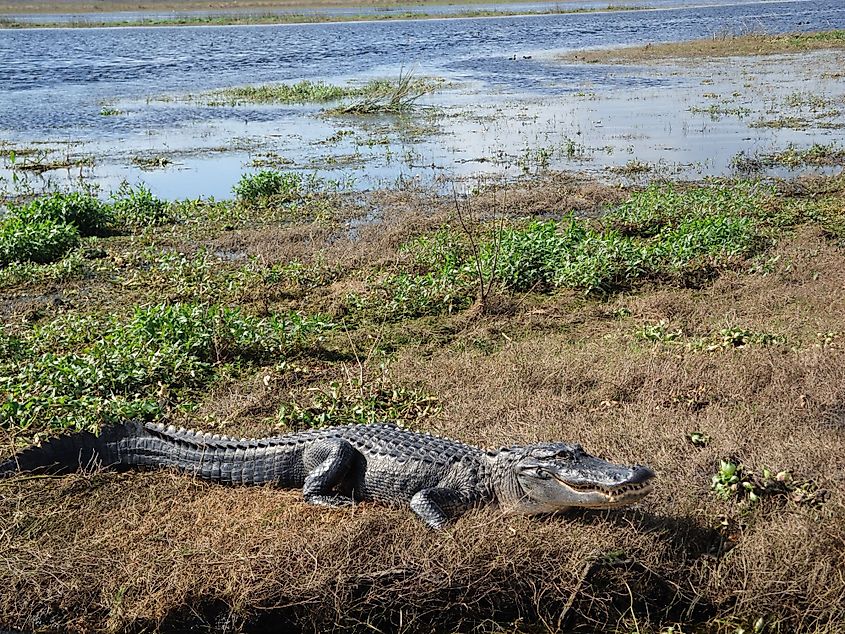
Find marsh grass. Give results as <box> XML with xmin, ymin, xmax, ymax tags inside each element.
<box><xmin>0</xmin><ymin>4</ymin><xmax>647</xmax><ymax>29</ymax></box>
<box><xmin>209</xmin><ymin>79</ymin><xmax>360</xmax><ymax>106</ymax></box>
<box><xmin>564</xmin><ymin>29</ymin><xmax>845</xmax><ymax>63</ymax></box>
<box><xmin>733</xmin><ymin>143</ymin><xmax>845</xmax><ymax>172</ymax></box>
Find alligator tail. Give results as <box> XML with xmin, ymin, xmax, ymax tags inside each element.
<box><xmin>0</xmin><ymin>422</ymin><xmax>292</xmax><ymax>486</ymax></box>
<box><xmin>0</xmin><ymin>421</ymin><xmax>153</xmax><ymax>479</ymax></box>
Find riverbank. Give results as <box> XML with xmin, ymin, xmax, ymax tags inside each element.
<box><xmin>0</xmin><ymin>0</ymin><xmax>645</xmax><ymax>27</ymax></box>
<box><xmin>1</xmin><ymin>170</ymin><xmax>844</xmax><ymax>632</ymax></box>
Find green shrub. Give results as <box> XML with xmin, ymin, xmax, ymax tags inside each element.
<box><xmin>111</xmin><ymin>183</ymin><xmax>172</xmax><ymax>229</ymax></box>
<box><xmin>553</xmin><ymin>230</ymin><xmax>648</xmax><ymax>293</ymax></box>
<box><xmin>234</xmin><ymin>170</ymin><xmax>303</xmax><ymax>205</ymax></box>
<box><xmin>0</xmin><ymin>216</ymin><xmax>80</xmax><ymax>266</ymax></box>
<box><xmin>13</xmin><ymin>191</ymin><xmax>112</xmax><ymax>237</ymax></box>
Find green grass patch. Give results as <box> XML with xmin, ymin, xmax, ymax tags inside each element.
<box><xmin>210</xmin><ymin>80</ymin><xmax>359</xmax><ymax>105</ymax></box>
<box><xmin>0</xmin><ymin>304</ymin><xmax>333</xmax><ymax>436</ymax></box>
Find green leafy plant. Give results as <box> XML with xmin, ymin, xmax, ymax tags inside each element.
<box><xmin>111</xmin><ymin>182</ymin><xmax>172</xmax><ymax>229</ymax></box>
<box><xmin>276</xmin><ymin>364</ymin><xmax>439</xmax><ymax>430</ymax></box>
<box><xmin>710</xmin><ymin>460</ymin><xmax>827</xmax><ymax>506</ymax></box>
<box><xmin>233</xmin><ymin>170</ymin><xmax>303</xmax><ymax>206</ymax></box>
<box><xmin>0</xmin><ymin>304</ymin><xmax>332</xmax><ymax>434</ymax></box>
<box><xmin>0</xmin><ymin>216</ymin><xmax>80</xmax><ymax>266</ymax></box>
<box><xmin>636</xmin><ymin>320</ymin><xmax>684</xmax><ymax>343</ymax></box>
<box><xmin>12</xmin><ymin>191</ymin><xmax>112</xmax><ymax>237</ymax></box>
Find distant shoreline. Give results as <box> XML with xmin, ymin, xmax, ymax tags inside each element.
<box><xmin>0</xmin><ymin>2</ymin><xmax>647</xmax><ymax>28</ymax></box>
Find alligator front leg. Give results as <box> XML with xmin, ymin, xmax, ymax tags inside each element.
<box><xmin>302</xmin><ymin>438</ymin><xmax>358</xmax><ymax>507</ymax></box>
<box><xmin>410</xmin><ymin>487</ymin><xmax>474</xmax><ymax>530</ymax></box>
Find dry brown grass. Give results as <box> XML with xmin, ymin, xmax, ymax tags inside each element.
<box><xmin>2</xmin><ymin>181</ymin><xmax>845</xmax><ymax>633</ymax></box>
<box><xmin>562</xmin><ymin>31</ymin><xmax>845</xmax><ymax>64</ymax></box>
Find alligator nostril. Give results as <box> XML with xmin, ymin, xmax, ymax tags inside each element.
<box><xmin>631</xmin><ymin>466</ymin><xmax>656</xmax><ymax>484</ymax></box>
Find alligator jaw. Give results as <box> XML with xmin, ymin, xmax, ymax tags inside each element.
<box><xmin>550</xmin><ymin>468</ymin><xmax>655</xmax><ymax>508</ymax></box>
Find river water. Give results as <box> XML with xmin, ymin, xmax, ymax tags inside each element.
<box><xmin>1</xmin><ymin>0</ymin><xmax>844</xmax><ymax>198</ymax></box>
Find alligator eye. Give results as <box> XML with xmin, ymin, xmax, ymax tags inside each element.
<box><xmin>535</xmin><ymin>467</ymin><xmax>552</xmax><ymax>480</ymax></box>
<box><xmin>556</xmin><ymin>449</ymin><xmax>572</xmax><ymax>459</ymax></box>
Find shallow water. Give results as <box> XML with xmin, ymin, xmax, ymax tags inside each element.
<box><xmin>1</xmin><ymin>0</ymin><xmax>844</xmax><ymax>199</ymax></box>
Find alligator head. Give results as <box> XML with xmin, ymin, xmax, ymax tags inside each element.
<box><xmin>492</xmin><ymin>442</ymin><xmax>655</xmax><ymax>515</ymax></box>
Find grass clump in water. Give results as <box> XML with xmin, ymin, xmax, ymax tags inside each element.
<box><xmin>211</xmin><ymin>80</ymin><xmax>358</xmax><ymax>105</ymax></box>
<box><xmin>330</xmin><ymin>71</ymin><xmax>441</xmax><ymax>115</ymax></box>
<box><xmin>0</xmin><ymin>304</ymin><xmax>332</xmax><ymax>436</ymax></box>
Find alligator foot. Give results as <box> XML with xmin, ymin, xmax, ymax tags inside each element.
<box><xmin>410</xmin><ymin>487</ymin><xmax>473</xmax><ymax>530</ymax></box>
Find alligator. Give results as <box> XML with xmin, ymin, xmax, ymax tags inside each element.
<box><xmin>0</xmin><ymin>421</ymin><xmax>655</xmax><ymax>529</ymax></box>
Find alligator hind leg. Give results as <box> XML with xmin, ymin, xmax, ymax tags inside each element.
<box><xmin>410</xmin><ymin>487</ymin><xmax>473</xmax><ymax>530</ymax></box>
<box><xmin>302</xmin><ymin>438</ymin><xmax>358</xmax><ymax>507</ymax></box>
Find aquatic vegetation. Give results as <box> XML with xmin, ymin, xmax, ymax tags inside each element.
<box><xmin>732</xmin><ymin>143</ymin><xmax>845</xmax><ymax>171</ymax></box>
<box><xmin>329</xmin><ymin>71</ymin><xmax>440</xmax><ymax>115</ymax></box>
<box><xmin>210</xmin><ymin>80</ymin><xmax>360</xmax><ymax>105</ymax></box>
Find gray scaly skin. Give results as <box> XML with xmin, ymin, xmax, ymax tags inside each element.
<box><xmin>0</xmin><ymin>422</ymin><xmax>656</xmax><ymax>529</ymax></box>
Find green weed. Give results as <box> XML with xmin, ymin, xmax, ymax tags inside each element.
<box><xmin>0</xmin><ymin>304</ymin><xmax>333</xmax><ymax>435</ymax></box>
<box><xmin>276</xmin><ymin>364</ymin><xmax>439</xmax><ymax>430</ymax></box>
<box><xmin>0</xmin><ymin>216</ymin><xmax>80</xmax><ymax>267</ymax></box>
<box><xmin>12</xmin><ymin>191</ymin><xmax>113</xmax><ymax>237</ymax></box>
<box><xmin>233</xmin><ymin>170</ymin><xmax>303</xmax><ymax>206</ymax></box>
<box><xmin>111</xmin><ymin>182</ymin><xmax>172</xmax><ymax>229</ymax></box>
<box><xmin>711</xmin><ymin>461</ymin><xmax>827</xmax><ymax>506</ymax></box>
<box><xmin>636</xmin><ymin>320</ymin><xmax>683</xmax><ymax>343</ymax></box>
